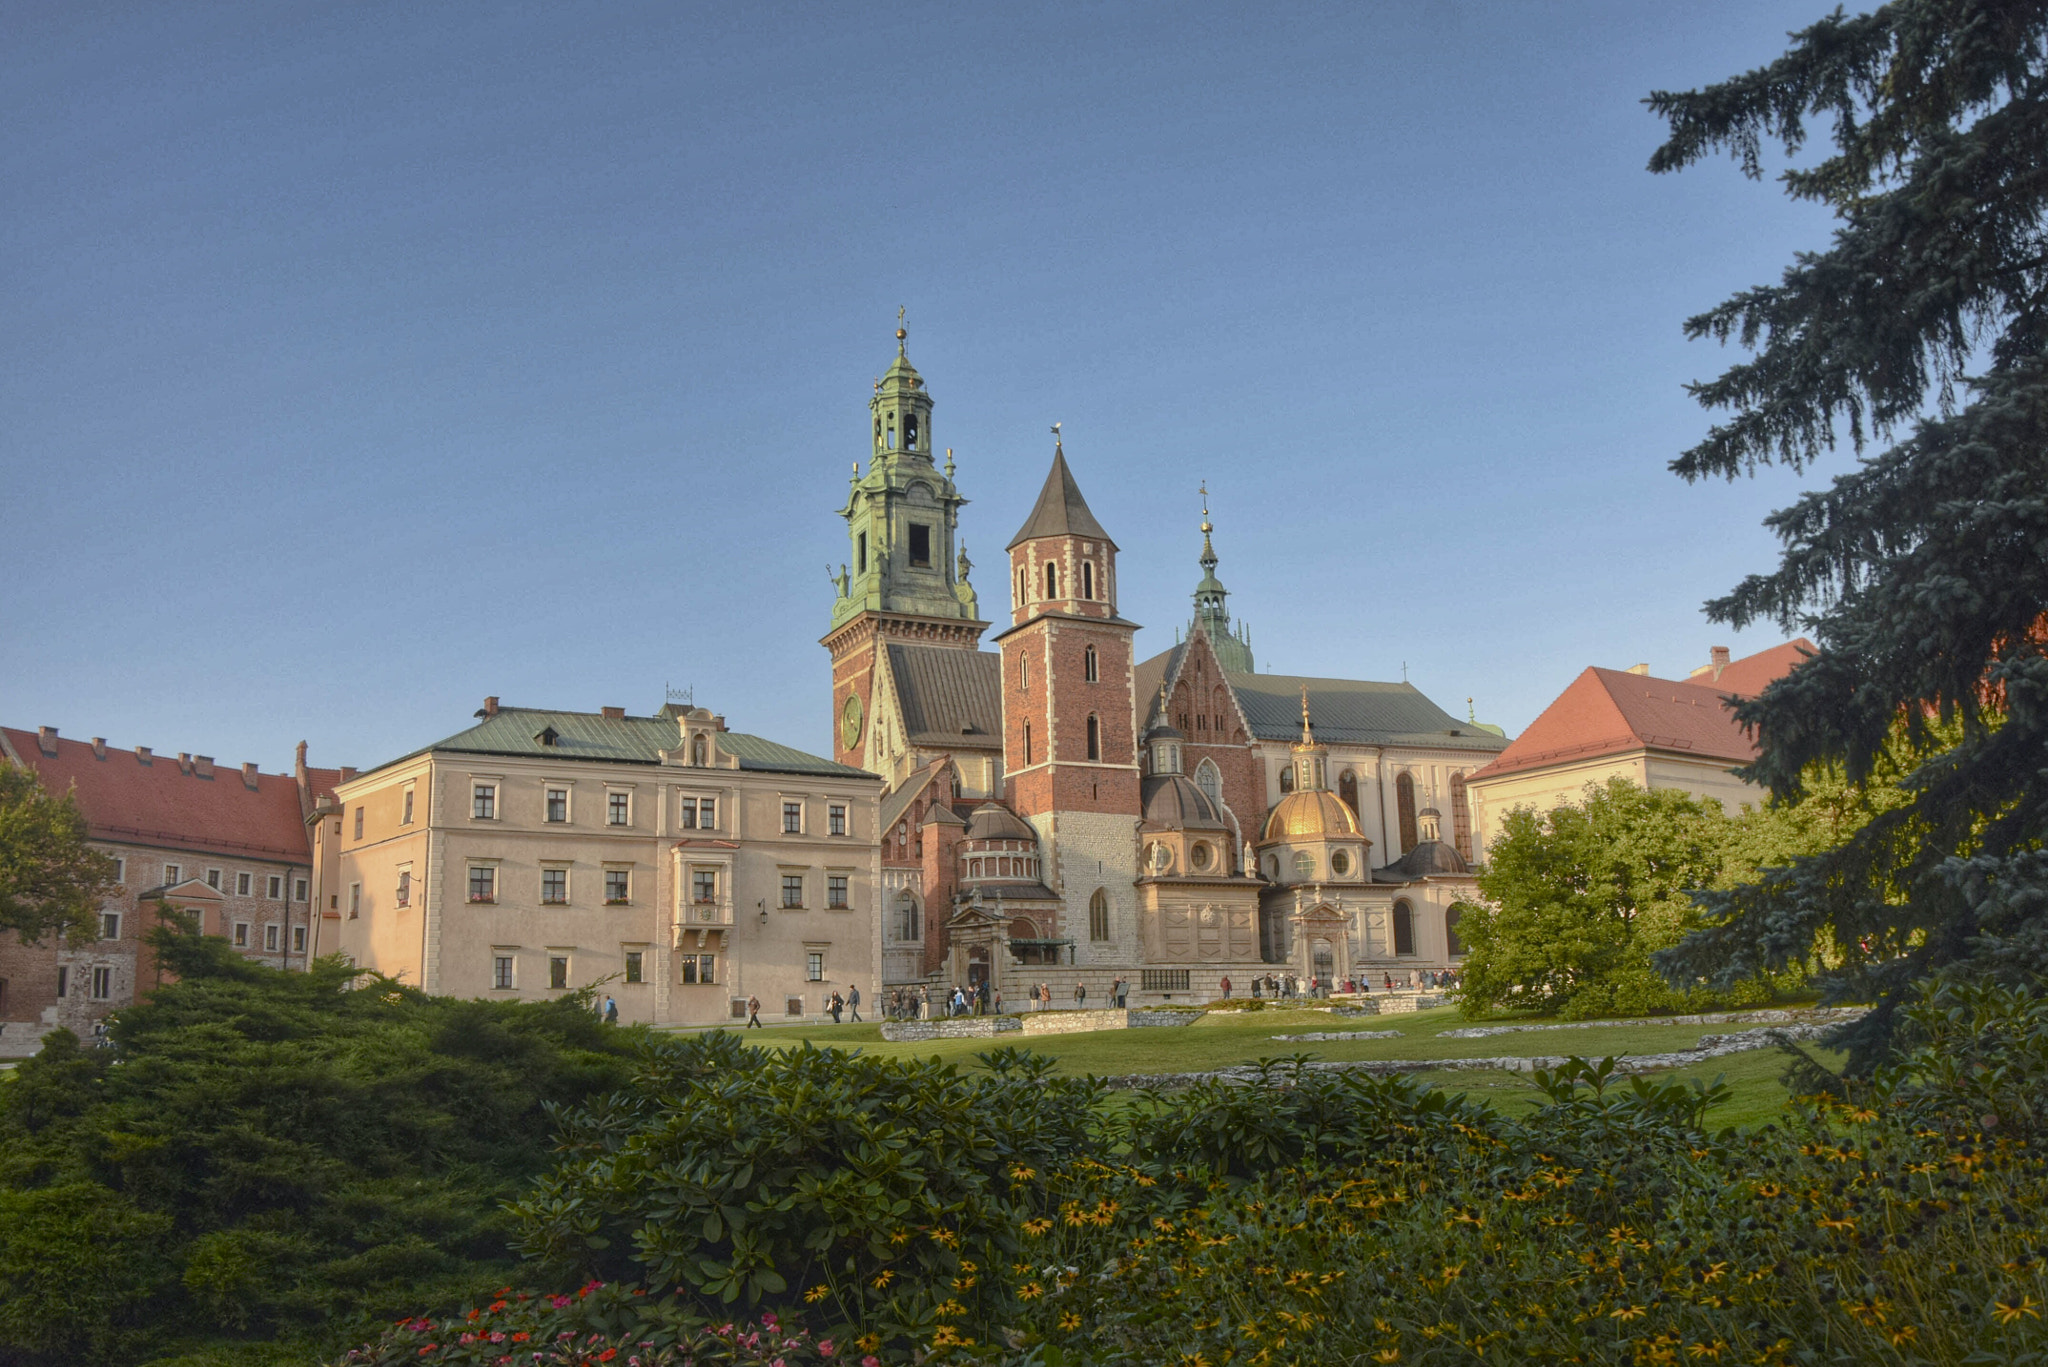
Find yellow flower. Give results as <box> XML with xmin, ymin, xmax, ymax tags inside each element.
<box><xmin>803</xmin><ymin>1284</ymin><xmax>830</xmax><ymax>1304</ymax></box>
<box><xmin>1994</xmin><ymin>1297</ymin><xmax>2042</xmax><ymax>1325</ymax></box>
<box><xmin>1009</xmin><ymin>1165</ymin><xmax>1037</xmax><ymax>1181</ymax></box>
<box><xmin>1059</xmin><ymin>1312</ymin><xmax>1082</xmax><ymax>1332</ymax></box>
<box><xmin>1611</xmin><ymin>1305</ymin><xmax>1648</xmax><ymax>1322</ymax></box>
<box><xmin>1373</xmin><ymin>1351</ymin><xmax>1401</xmax><ymax>1364</ymax></box>
<box><xmin>1817</xmin><ymin>1216</ymin><xmax>1858</xmax><ymax>1233</ymax></box>
<box><xmin>1022</xmin><ymin>1218</ymin><xmax>1053</xmax><ymax>1237</ymax></box>
<box><xmin>1685</xmin><ymin>1340</ymin><xmax>1725</xmax><ymax>1360</ymax></box>
<box><xmin>1752</xmin><ymin>1183</ymin><xmax>1784</xmax><ymax>1199</ymax></box>
<box><xmin>1019</xmin><ymin>1282</ymin><xmax>1044</xmax><ymax>1301</ymax></box>
<box><xmin>871</xmin><ymin>1269</ymin><xmax>894</xmax><ymax>1289</ymax></box>
<box><xmin>1888</xmin><ymin>1326</ymin><xmax>1918</xmax><ymax>1346</ymax></box>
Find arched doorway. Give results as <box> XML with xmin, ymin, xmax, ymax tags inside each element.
<box><xmin>1446</xmin><ymin>906</ymin><xmax>1465</xmax><ymax>958</ymax></box>
<box><xmin>1393</xmin><ymin>899</ymin><xmax>1416</xmax><ymax>956</ymax></box>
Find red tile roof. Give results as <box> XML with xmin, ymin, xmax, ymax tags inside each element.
<box><xmin>4</xmin><ymin>728</ymin><xmax>315</xmax><ymax>863</ymax></box>
<box><xmin>1467</xmin><ymin>641</ymin><xmax>1811</xmax><ymax>784</ymax></box>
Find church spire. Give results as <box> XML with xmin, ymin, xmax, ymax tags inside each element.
<box><xmin>1290</xmin><ymin>685</ymin><xmax>1330</xmax><ymax>792</ymax></box>
<box><xmin>1188</xmin><ymin>486</ymin><xmax>1254</xmax><ymax>673</ymax></box>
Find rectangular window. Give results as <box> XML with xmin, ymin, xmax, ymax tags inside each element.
<box><xmin>100</xmin><ymin>911</ymin><xmax>120</xmax><ymax>940</ymax></box>
<box><xmin>56</xmin><ymin>966</ymin><xmax>69</xmax><ymax>998</ymax></box>
<box><xmin>235</xmin><ymin>871</ymin><xmax>251</xmax><ymax>896</ymax></box>
<box><xmin>472</xmin><ymin>784</ymin><xmax>496</xmax><ymax>820</ymax></box>
<box><xmin>827</xmin><ymin>875</ymin><xmax>849</xmax><ymax>909</ymax></box>
<box><xmin>604</xmin><ymin>869</ymin><xmax>630</xmax><ymax>903</ymax></box>
<box><xmin>908</xmin><ymin>522</ymin><xmax>932</xmax><ymax>567</ymax></box>
<box><xmin>292</xmin><ymin>926</ymin><xmax>306</xmax><ymax>953</ymax></box>
<box><xmin>857</xmin><ymin>531</ymin><xmax>868</xmax><ymax>575</ymax></box>
<box><xmin>692</xmin><ymin>869</ymin><xmax>718</xmax><ymax>903</ymax></box>
<box><xmin>164</xmin><ymin>863</ymin><xmax>180</xmax><ymax>885</ymax></box>
<box><xmin>828</xmin><ymin>803</ymin><xmax>847</xmax><ymax>836</ymax></box>
<box><xmin>677</xmin><ymin>796</ymin><xmax>697</xmax><ymax>829</ymax></box>
<box><xmin>402</xmin><ymin>786</ymin><xmax>415</xmax><ymax>824</ymax></box>
<box><xmin>493</xmin><ymin>955</ymin><xmax>515</xmax><ymax>990</ymax></box>
<box><xmin>541</xmin><ymin>869</ymin><xmax>568</xmax><ymax>905</ymax></box>
<box><xmin>548</xmin><ymin>955</ymin><xmax>568</xmax><ymax>990</ymax></box>
<box><xmin>546</xmin><ymin>788</ymin><xmax>568</xmax><ymax>823</ymax></box>
<box><xmin>607</xmin><ymin>792</ymin><xmax>630</xmax><ymax>826</ymax></box>
<box><xmin>206</xmin><ymin>868</ymin><xmax>221</xmax><ymax>889</ymax></box>
<box><xmin>1141</xmin><ymin>968</ymin><xmax>1192</xmax><ymax>993</ymax></box>
<box><xmin>468</xmin><ymin>866</ymin><xmax>496</xmax><ymax>903</ymax></box>
<box><xmin>806</xmin><ymin>952</ymin><xmax>824</xmax><ymax>982</ymax></box>
<box><xmin>781</xmin><ymin>874</ymin><xmax>805</xmax><ymax>909</ymax></box>
<box><xmin>395</xmin><ymin>870</ymin><xmax>412</xmax><ymax>907</ymax></box>
<box><xmin>91</xmin><ymin>966</ymin><xmax>112</xmax><ymax>1000</ymax></box>
<box><xmin>348</xmin><ymin>883</ymin><xmax>361</xmax><ymax>918</ymax></box>
<box><xmin>233</xmin><ymin>922</ymin><xmax>249</xmax><ymax>947</ymax></box>
<box><xmin>294</xmin><ymin>878</ymin><xmax>308</xmax><ymax>902</ymax></box>
<box><xmin>682</xmin><ymin>954</ymin><xmax>717</xmax><ymax>984</ymax></box>
<box><xmin>353</xmin><ymin>807</ymin><xmax>364</xmax><ymax>840</ymax></box>
<box><xmin>267</xmin><ymin>874</ymin><xmax>282</xmax><ymax>899</ymax></box>
<box><xmin>624</xmin><ymin>950</ymin><xmax>643</xmax><ymax>984</ymax></box>
<box><xmin>782</xmin><ymin>801</ymin><xmax>802</xmax><ymax>834</ymax></box>
<box><xmin>699</xmin><ymin>797</ymin><xmax>716</xmax><ymax>829</ymax></box>
<box><xmin>264</xmin><ymin>924</ymin><xmax>280</xmax><ymax>952</ymax></box>
<box><xmin>113</xmin><ymin>857</ymin><xmax>125</xmax><ymax>884</ymax></box>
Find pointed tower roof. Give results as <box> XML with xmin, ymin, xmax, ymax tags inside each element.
<box><xmin>1007</xmin><ymin>435</ymin><xmax>1115</xmax><ymax>549</ymax></box>
<box><xmin>1189</xmin><ymin>484</ymin><xmax>1253</xmax><ymax>672</ymax></box>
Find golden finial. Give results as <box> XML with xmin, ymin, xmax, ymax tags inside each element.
<box><xmin>1299</xmin><ymin>685</ymin><xmax>1314</xmax><ymax>742</ymax></box>
<box><xmin>896</xmin><ymin>305</ymin><xmax>907</xmax><ymax>352</ymax></box>
<box><xmin>1199</xmin><ymin>480</ymin><xmax>1212</xmax><ymax>535</ymax></box>
<box><xmin>1051</xmin><ymin>421</ymin><xmax>1062</xmax><ymax>451</ymax></box>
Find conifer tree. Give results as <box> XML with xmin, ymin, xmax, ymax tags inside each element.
<box><xmin>1647</xmin><ymin>1</ymin><xmax>2048</xmax><ymax>1066</ymax></box>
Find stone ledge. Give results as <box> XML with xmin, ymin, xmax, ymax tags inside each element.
<box><xmin>878</xmin><ymin>1017</ymin><xmax>1023</xmax><ymax>1042</ymax></box>
<box><xmin>1437</xmin><ymin>1007</ymin><xmax>1866</xmax><ymax>1040</ymax></box>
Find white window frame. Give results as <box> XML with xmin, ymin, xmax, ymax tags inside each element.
<box><xmin>471</xmin><ymin>780</ymin><xmax>500</xmax><ymax>821</ymax></box>
<box><xmin>806</xmin><ymin>951</ymin><xmax>825</xmax><ymax>982</ymax></box>
<box><xmin>112</xmin><ymin>857</ymin><xmax>126</xmax><ymax>884</ymax></box>
<box><xmin>779</xmin><ymin>869</ymin><xmax>807</xmax><ymax>909</ymax></box>
<box><xmin>233</xmin><ymin>921</ymin><xmax>250</xmax><ymax>947</ymax></box>
<box><xmin>492</xmin><ymin>949</ymin><xmax>517</xmax><ymax>991</ymax></box>
<box><xmin>827</xmin><ymin>802</ymin><xmax>848</xmax><ymax>837</ymax></box>
<box><xmin>547</xmin><ymin>952</ymin><xmax>570</xmax><ymax>991</ymax></box>
<box><xmin>602</xmin><ymin>865</ymin><xmax>632</xmax><ymax>905</ymax></box>
<box><xmin>605</xmin><ymin>787</ymin><xmax>633</xmax><ymax>827</ymax></box>
<box><xmin>100</xmin><ymin>911</ymin><xmax>121</xmax><ymax>940</ymax></box>
<box><xmin>164</xmin><ymin>863</ymin><xmax>181</xmax><ymax>885</ymax></box>
<box><xmin>206</xmin><ymin>867</ymin><xmax>222</xmax><ymax>889</ymax></box>
<box><xmin>348</xmin><ymin>882</ymin><xmax>362</xmax><ymax>918</ymax></box>
<box><xmin>544</xmin><ymin>783</ymin><xmax>572</xmax><ymax>824</ymax></box>
<box><xmin>781</xmin><ymin>798</ymin><xmax>805</xmax><ymax>835</ymax></box>
<box><xmin>264</xmin><ymin>923</ymin><xmax>280</xmax><ymax>952</ymax></box>
<box><xmin>826</xmin><ymin>871</ymin><xmax>851</xmax><ymax>910</ymax></box>
<box><xmin>401</xmin><ymin>783</ymin><xmax>416</xmax><ymax>825</ymax></box>
<box><xmin>622</xmin><ymin>944</ymin><xmax>647</xmax><ymax>984</ymax></box>
<box><xmin>540</xmin><ymin>864</ymin><xmax>570</xmax><ymax>906</ymax></box>
<box><xmin>236</xmin><ymin>871</ymin><xmax>252</xmax><ymax>896</ymax></box>
<box><xmin>267</xmin><ymin>874</ymin><xmax>283</xmax><ymax>899</ymax></box>
<box><xmin>90</xmin><ymin>965</ymin><xmax>112</xmax><ymax>1000</ymax></box>
<box><xmin>294</xmin><ymin>877</ymin><xmax>308</xmax><ymax>902</ymax></box>
<box><xmin>467</xmin><ymin>863</ymin><xmax>498</xmax><ymax>904</ymax></box>
<box><xmin>292</xmin><ymin>925</ymin><xmax>307</xmax><ymax>953</ymax></box>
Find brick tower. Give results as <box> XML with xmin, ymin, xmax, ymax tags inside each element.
<box><xmin>821</xmin><ymin>321</ymin><xmax>987</xmax><ymax>771</ymax></box>
<box><xmin>995</xmin><ymin>430</ymin><xmax>1142</xmax><ymax>965</ymax></box>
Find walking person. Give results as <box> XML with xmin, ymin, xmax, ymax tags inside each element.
<box><xmin>1074</xmin><ymin>981</ymin><xmax>1087</xmax><ymax>1008</ymax></box>
<box><xmin>848</xmin><ymin>983</ymin><xmax>863</xmax><ymax>1022</ymax></box>
<box><xmin>745</xmin><ymin>994</ymin><xmax>763</xmax><ymax>1029</ymax></box>
<box><xmin>603</xmin><ymin>995</ymin><xmax>619</xmax><ymax>1024</ymax></box>
<box><xmin>992</xmin><ymin>985</ymin><xmax>1003</xmax><ymax>1013</ymax></box>
<box><xmin>1220</xmin><ymin>974</ymin><xmax>1232</xmax><ymax>999</ymax></box>
<box><xmin>829</xmin><ymin>991</ymin><xmax>844</xmax><ymax>1024</ymax></box>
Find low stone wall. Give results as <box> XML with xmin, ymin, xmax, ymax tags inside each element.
<box><xmin>1271</xmin><ymin>1030</ymin><xmax>1406</xmax><ymax>1041</ymax></box>
<box><xmin>879</xmin><ymin>1016</ymin><xmax>1023</xmax><ymax>1042</ymax></box>
<box><xmin>1437</xmin><ymin>1007</ymin><xmax>1865</xmax><ymax>1039</ymax></box>
<box><xmin>1020</xmin><ymin>1008</ymin><xmax>1203</xmax><ymax>1037</ymax></box>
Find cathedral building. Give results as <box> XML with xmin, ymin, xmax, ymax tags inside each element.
<box><xmin>828</xmin><ymin>330</ymin><xmax>1513</xmax><ymax>1000</ymax></box>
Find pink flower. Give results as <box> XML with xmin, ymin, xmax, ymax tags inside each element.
<box><xmin>864</xmin><ymin>1356</ymin><xmax>882</xmax><ymax>1367</ymax></box>
<box><xmin>818</xmin><ymin>1339</ymin><xmax>836</xmax><ymax>1357</ymax></box>
<box><xmin>549</xmin><ymin>1295</ymin><xmax>572</xmax><ymax>1310</ymax></box>
<box><xmin>772</xmin><ymin>1359</ymin><xmax>786</xmax><ymax>1367</ymax></box>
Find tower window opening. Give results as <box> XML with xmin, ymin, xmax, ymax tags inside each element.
<box><xmin>904</xmin><ymin>415</ymin><xmax>918</xmax><ymax>448</ymax></box>
<box><xmin>1084</xmin><ymin>645</ymin><xmax>1098</xmax><ymax>682</ymax></box>
<box><xmin>1086</xmin><ymin>714</ymin><xmax>1101</xmax><ymax>761</ymax></box>
<box><xmin>1081</xmin><ymin>561</ymin><xmax>1094</xmax><ymax>599</ymax></box>
<box><xmin>1089</xmin><ymin>888</ymin><xmax>1109</xmax><ymax>942</ymax></box>
<box><xmin>1016</xmin><ymin>566</ymin><xmax>1026</xmax><ymax>608</ymax></box>
<box><xmin>908</xmin><ymin>523</ymin><xmax>932</xmax><ymax>567</ymax></box>
<box><xmin>1044</xmin><ymin>562</ymin><xmax>1059</xmax><ymax>599</ymax></box>
<box><xmin>1023</xmin><ymin>721</ymin><xmax>1033</xmax><ymax>766</ymax></box>
<box><xmin>887</xmin><ymin>416</ymin><xmax>897</xmax><ymax>450</ymax></box>
<box><xmin>857</xmin><ymin>532</ymin><xmax>868</xmax><ymax>575</ymax></box>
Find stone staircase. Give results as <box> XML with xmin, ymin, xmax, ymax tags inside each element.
<box><xmin>0</xmin><ymin>1022</ymin><xmax>57</xmax><ymax>1060</ymax></box>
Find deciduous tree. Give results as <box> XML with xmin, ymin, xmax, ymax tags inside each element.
<box><xmin>0</xmin><ymin>763</ymin><xmax>113</xmax><ymax>945</ymax></box>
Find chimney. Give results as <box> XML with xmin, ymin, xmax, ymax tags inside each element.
<box><xmin>91</xmin><ymin>737</ymin><xmax>106</xmax><ymax>760</ymax></box>
<box><xmin>1710</xmin><ymin>645</ymin><xmax>1731</xmax><ymax>678</ymax></box>
<box><xmin>295</xmin><ymin>740</ymin><xmax>308</xmax><ymax>778</ymax></box>
<box><xmin>135</xmin><ymin>746</ymin><xmax>153</xmax><ymax>765</ymax></box>
<box><xmin>1626</xmin><ymin>663</ymin><xmax>1650</xmax><ymax>676</ymax></box>
<box><xmin>482</xmin><ymin>696</ymin><xmax>499</xmax><ymax>717</ymax></box>
<box><xmin>339</xmin><ymin>766</ymin><xmax>358</xmax><ymax>783</ymax></box>
<box><xmin>242</xmin><ymin>762</ymin><xmax>261</xmax><ymax>791</ymax></box>
<box><xmin>601</xmin><ymin>706</ymin><xmax>625</xmax><ymax>721</ymax></box>
<box><xmin>193</xmin><ymin>755</ymin><xmax>214</xmax><ymax>779</ymax></box>
<box><xmin>36</xmin><ymin>726</ymin><xmax>57</xmax><ymax>757</ymax></box>
<box><xmin>178</xmin><ymin>752</ymin><xmax>193</xmax><ymax>774</ymax></box>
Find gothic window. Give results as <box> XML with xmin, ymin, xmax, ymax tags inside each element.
<box><xmin>1194</xmin><ymin>758</ymin><xmax>1222</xmax><ymax>807</ymax></box>
<box><xmin>1450</xmin><ymin>773</ymin><xmax>1474</xmax><ymax>861</ymax></box>
<box><xmin>1089</xmin><ymin>888</ymin><xmax>1110</xmax><ymax>941</ymax></box>
<box><xmin>1395</xmin><ymin>773</ymin><xmax>1418</xmax><ymax>853</ymax></box>
<box><xmin>908</xmin><ymin>523</ymin><xmax>932</xmax><ymax>567</ymax></box>
<box><xmin>1338</xmin><ymin>771</ymin><xmax>1359</xmax><ymax>816</ymax></box>
<box><xmin>1279</xmin><ymin>767</ymin><xmax>1295</xmax><ymax>794</ymax></box>
<box><xmin>1044</xmin><ymin>561</ymin><xmax>1059</xmax><ymax>599</ymax></box>
<box><xmin>1393</xmin><ymin>900</ymin><xmax>1416</xmax><ymax>956</ymax></box>
<box><xmin>1081</xmin><ymin>561</ymin><xmax>1094</xmax><ymax>599</ymax></box>
<box><xmin>1084</xmin><ymin>645</ymin><xmax>1098</xmax><ymax>682</ymax></box>
<box><xmin>1016</xmin><ymin>566</ymin><xmax>1025</xmax><ymax>608</ymax></box>
<box><xmin>1086</xmin><ymin>715</ymin><xmax>1100</xmax><ymax>760</ymax></box>
<box><xmin>1446</xmin><ymin>906</ymin><xmax>1465</xmax><ymax>957</ymax></box>
<box><xmin>1023</xmin><ymin>721</ymin><xmax>1033</xmax><ymax>766</ymax></box>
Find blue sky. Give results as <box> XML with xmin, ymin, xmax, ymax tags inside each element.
<box><xmin>1</xmin><ymin>1</ymin><xmax>1843</xmax><ymax>773</ymax></box>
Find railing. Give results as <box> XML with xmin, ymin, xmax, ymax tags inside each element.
<box><xmin>683</xmin><ymin>898</ymin><xmax>733</xmax><ymax>926</ymax></box>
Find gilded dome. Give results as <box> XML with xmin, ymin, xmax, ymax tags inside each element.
<box><xmin>1262</xmin><ymin>789</ymin><xmax>1361</xmax><ymax>842</ymax></box>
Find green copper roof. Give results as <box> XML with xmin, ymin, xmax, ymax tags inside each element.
<box><xmin>362</xmin><ymin>707</ymin><xmax>873</xmax><ymax>781</ymax></box>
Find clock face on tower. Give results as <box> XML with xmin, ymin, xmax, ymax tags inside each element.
<box><xmin>842</xmin><ymin>692</ymin><xmax>864</xmax><ymax>750</ymax></box>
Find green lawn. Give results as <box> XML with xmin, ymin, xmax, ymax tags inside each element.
<box><xmin>718</xmin><ymin>1006</ymin><xmax>1830</xmax><ymax>1128</ymax></box>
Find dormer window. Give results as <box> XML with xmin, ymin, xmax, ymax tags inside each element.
<box><xmin>535</xmin><ymin>726</ymin><xmax>559</xmax><ymax>747</ymax></box>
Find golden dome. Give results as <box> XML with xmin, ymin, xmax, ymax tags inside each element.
<box><xmin>1262</xmin><ymin>789</ymin><xmax>1360</xmax><ymax>842</ymax></box>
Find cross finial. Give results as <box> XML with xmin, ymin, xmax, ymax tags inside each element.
<box><xmin>1051</xmin><ymin>421</ymin><xmax>1062</xmax><ymax>453</ymax></box>
<box><xmin>895</xmin><ymin>306</ymin><xmax>907</xmax><ymax>354</ymax></box>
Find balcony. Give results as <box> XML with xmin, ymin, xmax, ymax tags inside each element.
<box><xmin>682</xmin><ymin>897</ymin><xmax>733</xmax><ymax>927</ymax></box>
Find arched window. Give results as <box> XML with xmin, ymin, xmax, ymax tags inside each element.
<box><xmin>1081</xmin><ymin>561</ymin><xmax>1094</xmax><ymax>599</ymax></box>
<box><xmin>1446</xmin><ymin>906</ymin><xmax>1465</xmax><ymax>957</ymax></box>
<box><xmin>1393</xmin><ymin>900</ymin><xmax>1416</xmax><ymax>956</ymax></box>
<box><xmin>1338</xmin><ymin>771</ymin><xmax>1359</xmax><ymax>816</ymax></box>
<box><xmin>1089</xmin><ymin>888</ymin><xmax>1110</xmax><ymax>942</ymax></box>
<box><xmin>1084</xmin><ymin>645</ymin><xmax>1098</xmax><ymax>682</ymax></box>
<box><xmin>1278</xmin><ymin>766</ymin><xmax>1295</xmax><ymax>794</ymax></box>
<box><xmin>1023</xmin><ymin>721</ymin><xmax>1033</xmax><ymax>766</ymax></box>
<box><xmin>1016</xmin><ymin>566</ymin><xmax>1026</xmax><ymax>608</ymax></box>
<box><xmin>1194</xmin><ymin>757</ymin><xmax>1223</xmax><ymax>808</ymax></box>
<box><xmin>1395</xmin><ymin>772</ymin><xmax>1418</xmax><ymax>853</ymax></box>
<box><xmin>1044</xmin><ymin>562</ymin><xmax>1060</xmax><ymax>599</ymax></box>
<box><xmin>1086</xmin><ymin>714</ymin><xmax>1101</xmax><ymax>760</ymax></box>
<box><xmin>895</xmin><ymin>894</ymin><xmax>921</xmax><ymax>943</ymax></box>
<box><xmin>1450</xmin><ymin>773</ymin><xmax>1473</xmax><ymax>861</ymax></box>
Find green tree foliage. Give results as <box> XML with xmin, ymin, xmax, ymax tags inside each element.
<box><xmin>1644</xmin><ymin>2</ymin><xmax>2048</xmax><ymax>1067</ymax></box>
<box><xmin>0</xmin><ymin>763</ymin><xmax>114</xmax><ymax>944</ymax></box>
<box><xmin>1454</xmin><ymin>780</ymin><xmax>1751</xmax><ymax>1018</ymax></box>
<box><xmin>0</xmin><ymin>914</ymin><xmax>638</xmax><ymax>1367</ymax></box>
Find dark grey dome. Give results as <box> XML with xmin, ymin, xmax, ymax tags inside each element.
<box><xmin>965</xmin><ymin>802</ymin><xmax>1037</xmax><ymax>843</ymax></box>
<box><xmin>1140</xmin><ymin>774</ymin><xmax>1229</xmax><ymax>831</ymax></box>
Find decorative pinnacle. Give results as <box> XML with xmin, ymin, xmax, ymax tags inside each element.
<box><xmin>896</xmin><ymin>305</ymin><xmax>907</xmax><ymax>354</ymax></box>
<box><xmin>1050</xmin><ymin>420</ymin><xmax>1062</xmax><ymax>452</ymax></box>
<box><xmin>944</xmin><ymin>446</ymin><xmax>955</xmax><ymax>478</ymax></box>
<box><xmin>1300</xmin><ymin>685</ymin><xmax>1315</xmax><ymax>743</ymax></box>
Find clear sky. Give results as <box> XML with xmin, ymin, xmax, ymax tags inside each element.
<box><xmin>2</xmin><ymin>1</ymin><xmax>1844</xmax><ymax>774</ymax></box>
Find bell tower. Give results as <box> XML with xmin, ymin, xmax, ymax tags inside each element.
<box><xmin>821</xmin><ymin>319</ymin><xmax>987</xmax><ymax>770</ymax></box>
<box><xmin>996</xmin><ymin>429</ymin><xmax>1142</xmax><ymax>965</ymax></box>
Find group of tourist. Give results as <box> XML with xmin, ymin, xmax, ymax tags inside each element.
<box><xmin>1222</xmin><ymin>968</ymin><xmax>1462</xmax><ymax>1000</ymax></box>
<box><xmin>854</xmin><ymin>968</ymin><xmax>1461</xmax><ymax>1024</ymax></box>
<box><xmin>881</xmin><ymin>982</ymin><xmax>1004</xmax><ymax>1019</ymax></box>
